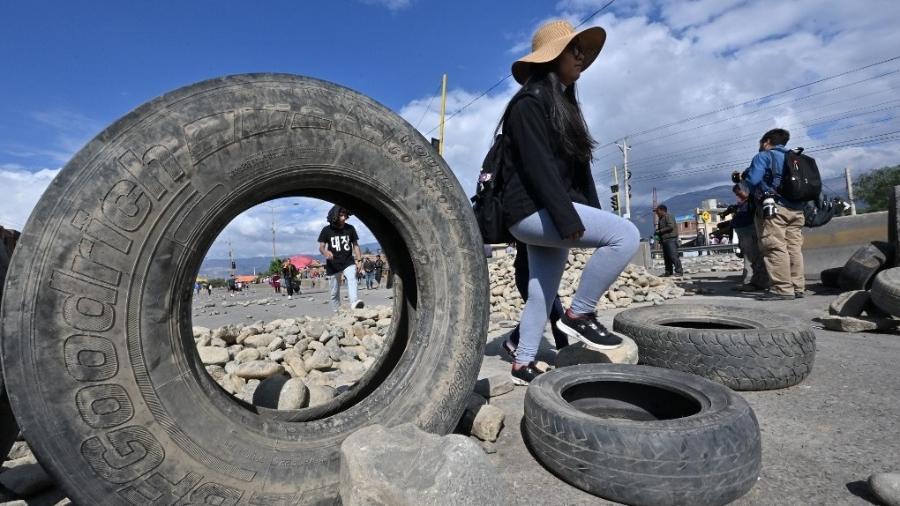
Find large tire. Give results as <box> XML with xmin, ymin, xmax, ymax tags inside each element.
<box><xmin>524</xmin><ymin>364</ymin><xmax>761</xmax><ymax>506</ymax></box>
<box><xmin>0</xmin><ymin>74</ymin><xmax>488</xmax><ymax>504</ymax></box>
<box><xmin>839</xmin><ymin>241</ymin><xmax>893</xmax><ymax>291</ymax></box>
<box><xmin>613</xmin><ymin>304</ymin><xmax>815</xmax><ymax>390</ymax></box>
<box><xmin>0</xmin><ymin>239</ymin><xmax>19</xmax><ymax>459</ymax></box>
<box><xmin>819</xmin><ymin>266</ymin><xmax>842</xmax><ymax>288</ymax></box>
<box><xmin>871</xmin><ymin>267</ymin><xmax>900</xmax><ymax>317</ymax></box>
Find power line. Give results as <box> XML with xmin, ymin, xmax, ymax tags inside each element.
<box><xmin>628</xmin><ymin>102</ymin><xmax>900</xmax><ymax>172</ymax></box>
<box><xmin>413</xmin><ymin>83</ymin><xmax>443</xmax><ymax>130</ymax></box>
<box><xmin>597</xmin><ymin>53</ymin><xmax>900</xmax><ymax>149</ymax></box>
<box><xmin>627</xmin><ymin>69</ymin><xmax>900</xmax><ymax>151</ymax></box>
<box><xmin>424</xmin><ymin>1</ymin><xmax>618</xmax><ymax>136</ymax></box>
<box><xmin>629</xmin><ymin>130</ymin><xmax>900</xmax><ymax>183</ymax></box>
<box><xmin>629</xmin><ymin>93</ymin><xmax>900</xmax><ymax>167</ymax></box>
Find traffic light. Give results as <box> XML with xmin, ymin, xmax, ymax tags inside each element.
<box><xmin>610</xmin><ymin>194</ymin><xmax>620</xmax><ymax>212</ymax></box>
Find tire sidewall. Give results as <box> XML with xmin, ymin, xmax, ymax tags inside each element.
<box><xmin>1</xmin><ymin>74</ymin><xmax>488</xmax><ymax>503</ymax></box>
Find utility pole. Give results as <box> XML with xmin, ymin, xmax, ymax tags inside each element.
<box><xmin>438</xmin><ymin>74</ymin><xmax>448</xmax><ymax>156</ymax></box>
<box><xmin>612</xmin><ymin>165</ymin><xmax>621</xmax><ymax>216</ymax></box>
<box><xmin>616</xmin><ymin>138</ymin><xmax>632</xmax><ymax>219</ymax></box>
<box><xmin>652</xmin><ymin>187</ymin><xmax>659</xmax><ymax>229</ymax></box>
<box><xmin>269</xmin><ymin>206</ymin><xmax>277</xmax><ymax>260</ymax></box>
<box><xmin>228</xmin><ymin>240</ymin><xmax>235</xmax><ymax>277</ymax></box>
<box><xmin>844</xmin><ymin>167</ymin><xmax>857</xmax><ymax>215</ymax></box>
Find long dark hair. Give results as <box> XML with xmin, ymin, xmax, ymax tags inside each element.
<box><xmin>498</xmin><ymin>62</ymin><xmax>597</xmax><ymax>164</ymax></box>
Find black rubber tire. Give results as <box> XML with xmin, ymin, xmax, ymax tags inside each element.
<box><xmin>839</xmin><ymin>241</ymin><xmax>893</xmax><ymax>291</ymax></box>
<box><xmin>0</xmin><ymin>74</ymin><xmax>488</xmax><ymax>504</ymax></box>
<box><xmin>613</xmin><ymin>304</ymin><xmax>816</xmax><ymax>390</ymax></box>
<box><xmin>820</xmin><ymin>266</ymin><xmax>842</xmax><ymax>288</ymax></box>
<box><xmin>870</xmin><ymin>267</ymin><xmax>900</xmax><ymax>317</ymax></box>
<box><xmin>524</xmin><ymin>364</ymin><xmax>761</xmax><ymax>506</ymax></box>
<box><xmin>0</xmin><ymin>240</ymin><xmax>19</xmax><ymax>459</ymax></box>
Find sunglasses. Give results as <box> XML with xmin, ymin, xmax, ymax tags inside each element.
<box><xmin>567</xmin><ymin>41</ymin><xmax>584</xmax><ymax>59</ymax></box>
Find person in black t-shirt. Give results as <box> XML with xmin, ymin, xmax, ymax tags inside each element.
<box><xmin>318</xmin><ymin>205</ymin><xmax>364</xmax><ymax>310</ymax></box>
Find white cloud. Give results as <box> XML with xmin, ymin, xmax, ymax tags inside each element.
<box><xmin>0</xmin><ymin>167</ymin><xmax>60</xmax><ymax>230</ymax></box>
<box><xmin>359</xmin><ymin>0</ymin><xmax>412</xmax><ymax>11</ymax></box>
<box><xmin>421</xmin><ymin>0</ymin><xmax>900</xmax><ymax>210</ymax></box>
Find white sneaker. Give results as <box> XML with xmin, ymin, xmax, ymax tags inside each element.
<box><xmin>288</xmin><ymin>295</ymin><xmax>292</xmax><ymax>300</ymax></box>
<box><xmin>352</xmin><ymin>300</ymin><xmax>365</xmax><ymax>309</ymax></box>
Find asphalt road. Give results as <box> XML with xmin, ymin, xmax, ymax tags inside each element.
<box><xmin>479</xmin><ymin>273</ymin><xmax>900</xmax><ymax>505</ymax></box>
<box><xmin>25</xmin><ymin>272</ymin><xmax>897</xmax><ymax>505</ymax></box>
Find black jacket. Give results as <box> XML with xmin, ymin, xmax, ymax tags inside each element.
<box><xmin>501</xmin><ymin>87</ymin><xmax>601</xmax><ymax>238</ymax></box>
<box><xmin>656</xmin><ymin>213</ymin><xmax>678</xmax><ymax>241</ymax></box>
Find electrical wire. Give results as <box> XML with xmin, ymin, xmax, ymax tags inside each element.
<box><xmin>628</xmin><ymin>102</ymin><xmax>900</xmax><ymax>172</ymax></box>
<box><xmin>597</xmin><ymin>53</ymin><xmax>900</xmax><ymax>149</ymax></box>
<box><xmin>629</xmin><ymin>130</ymin><xmax>900</xmax><ymax>183</ymax></box>
<box><xmin>413</xmin><ymin>83</ymin><xmax>443</xmax><ymax>130</ymax></box>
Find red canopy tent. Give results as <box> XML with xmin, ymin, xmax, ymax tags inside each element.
<box><xmin>288</xmin><ymin>255</ymin><xmax>316</xmax><ymax>269</ymax></box>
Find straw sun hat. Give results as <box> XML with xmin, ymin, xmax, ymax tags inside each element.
<box><xmin>512</xmin><ymin>19</ymin><xmax>606</xmax><ymax>85</ymax></box>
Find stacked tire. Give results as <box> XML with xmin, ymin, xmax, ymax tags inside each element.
<box><xmin>0</xmin><ymin>229</ymin><xmax>19</xmax><ymax>459</ymax></box>
<box><xmin>870</xmin><ymin>267</ymin><xmax>900</xmax><ymax>317</ymax></box>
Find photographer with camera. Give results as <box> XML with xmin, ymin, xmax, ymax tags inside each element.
<box><xmin>722</xmin><ymin>181</ymin><xmax>769</xmax><ymax>291</ymax></box>
<box><xmin>744</xmin><ymin>128</ymin><xmax>806</xmax><ymax>300</ymax></box>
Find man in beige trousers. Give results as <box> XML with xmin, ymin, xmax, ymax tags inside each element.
<box><xmin>744</xmin><ymin>128</ymin><xmax>806</xmax><ymax>300</ymax></box>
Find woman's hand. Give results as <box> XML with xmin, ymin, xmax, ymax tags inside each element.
<box><xmin>565</xmin><ymin>230</ymin><xmax>584</xmax><ymax>241</ymax></box>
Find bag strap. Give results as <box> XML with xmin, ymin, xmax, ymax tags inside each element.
<box><xmin>490</xmin><ymin>90</ymin><xmax>540</xmax><ymax>188</ymax></box>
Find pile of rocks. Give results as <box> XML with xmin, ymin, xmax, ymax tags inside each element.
<box><xmin>814</xmin><ymin>289</ymin><xmax>900</xmax><ymax>332</ymax></box>
<box><xmin>488</xmin><ymin>251</ymin><xmax>685</xmax><ymax>333</ymax></box>
<box><xmin>654</xmin><ymin>254</ymin><xmax>744</xmax><ymax>274</ymax></box>
<box><xmin>194</xmin><ymin>306</ymin><xmax>392</xmax><ymax>409</ymax></box>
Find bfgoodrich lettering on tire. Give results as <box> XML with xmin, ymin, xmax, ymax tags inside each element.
<box><xmin>524</xmin><ymin>364</ymin><xmax>761</xmax><ymax>506</ymax></box>
<box><xmin>0</xmin><ymin>74</ymin><xmax>488</xmax><ymax>504</ymax></box>
<box><xmin>614</xmin><ymin>304</ymin><xmax>816</xmax><ymax>390</ymax></box>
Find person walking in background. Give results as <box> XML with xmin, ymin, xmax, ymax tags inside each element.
<box><xmin>373</xmin><ymin>255</ymin><xmax>384</xmax><ymax>289</ymax></box>
<box><xmin>318</xmin><ymin>205</ymin><xmax>365</xmax><ymax>310</ymax></box>
<box><xmin>745</xmin><ymin>128</ymin><xmax>807</xmax><ymax>300</ymax></box>
<box><xmin>363</xmin><ymin>256</ymin><xmax>376</xmax><ymax>289</ymax></box>
<box><xmin>498</xmin><ymin>19</ymin><xmax>639</xmax><ymax>385</ymax></box>
<box><xmin>655</xmin><ymin>204</ymin><xmax>683</xmax><ymax>277</ymax></box>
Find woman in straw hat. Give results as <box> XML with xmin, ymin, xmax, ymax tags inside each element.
<box><xmin>498</xmin><ymin>19</ymin><xmax>640</xmax><ymax>385</ymax></box>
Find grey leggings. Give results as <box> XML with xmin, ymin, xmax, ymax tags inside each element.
<box><xmin>509</xmin><ymin>203</ymin><xmax>640</xmax><ymax>364</ymax></box>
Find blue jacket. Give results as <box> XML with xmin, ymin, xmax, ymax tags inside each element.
<box><xmin>745</xmin><ymin>146</ymin><xmax>806</xmax><ymax>210</ymax></box>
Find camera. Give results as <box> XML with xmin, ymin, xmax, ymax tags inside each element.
<box><xmin>762</xmin><ymin>193</ymin><xmax>778</xmax><ymax>219</ymax></box>
<box><xmin>731</xmin><ymin>171</ymin><xmax>742</xmax><ymax>184</ymax></box>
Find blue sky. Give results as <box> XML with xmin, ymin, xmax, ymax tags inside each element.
<box><xmin>3</xmin><ymin>0</ymin><xmax>900</xmax><ymax>260</ymax></box>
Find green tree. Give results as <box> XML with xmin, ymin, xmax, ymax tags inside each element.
<box><xmin>268</xmin><ymin>258</ymin><xmax>283</xmax><ymax>275</ymax></box>
<box><xmin>856</xmin><ymin>164</ymin><xmax>900</xmax><ymax>212</ymax></box>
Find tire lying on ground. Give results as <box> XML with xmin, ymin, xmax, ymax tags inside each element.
<box><xmin>820</xmin><ymin>266</ymin><xmax>842</xmax><ymax>288</ymax></box>
<box><xmin>0</xmin><ymin>74</ymin><xmax>489</xmax><ymax>504</ymax></box>
<box><xmin>613</xmin><ymin>304</ymin><xmax>815</xmax><ymax>390</ymax></box>
<box><xmin>871</xmin><ymin>267</ymin><xmax>900</xmax><ymax>317</ymax></box>
<box><xmin>0</xmin><ymin>239</ymin><xmax>19</xmax><ymax>460</ymax></box>
<box><xmin>839</xmin><ymin>241</ymin><xmax>893</xmax><ymax>291</ymax></box>
<box><xmin>524</xmin><ymin>364</ymin><xmax>761</xmax><ymax>506</ymax></box>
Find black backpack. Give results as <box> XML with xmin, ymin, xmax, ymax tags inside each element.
<box><xmin>771</xmin><ymin>148</ymin><xmax>822</xmax><ymax>202</ymax></box>
<box><xmin>471</xmin><ymin>92</ymin><xmax>535</xmax><ymax>244</ymax></box>
<box><xmin>471</xmin><ymin>133</ymin><xmax>512</xmax><ymax>244</ymax></box>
